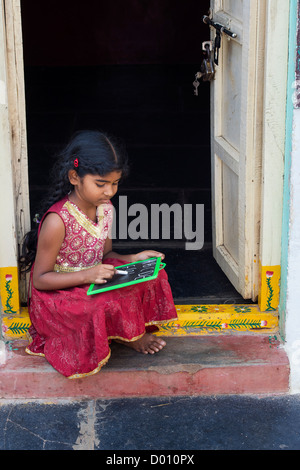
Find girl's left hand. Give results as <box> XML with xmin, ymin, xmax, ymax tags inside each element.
<box><xmin>134</xmin><ymin>250</ymin><xmax>165</xmax><ymax>262</ymax></box>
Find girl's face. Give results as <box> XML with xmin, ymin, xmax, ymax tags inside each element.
<box><xmin>69</xmin><ymin>170</ymin><xmax>122</xmax><ymax>207</ymax></box>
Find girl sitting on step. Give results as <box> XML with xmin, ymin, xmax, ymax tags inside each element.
<box><xmin>20</xmin><ymin>130</ymin><xmax>177</xmax><ymax>379</ymax></box>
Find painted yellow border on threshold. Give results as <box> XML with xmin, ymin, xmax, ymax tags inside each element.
<box><xmin>2</xmin><ymin>304</ymin><xmax>278</xmax><ymax>340</ymax></box>
<box><xmin>0</xmin><ymin>263</ymin><xmax>280</xmax><ymax>340</ymax></box>
<box><xmin>155</xmin><ymin>304</ymin><xmax>278</xmax><ymax>336</ymax></box>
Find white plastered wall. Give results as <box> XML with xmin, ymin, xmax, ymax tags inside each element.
<box><xmin>285</xmin><ymin>108</ymin><xmax>300</xmax><ymax>393</ymax></box>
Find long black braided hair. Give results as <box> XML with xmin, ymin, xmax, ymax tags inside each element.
<box><xmin>19</xmin><ymin>130</ymin><xmax>129</xmax><ymax>273</ymax></box>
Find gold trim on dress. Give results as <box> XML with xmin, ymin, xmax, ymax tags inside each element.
<box><xmin>25</xmin><ymin>346</ymin><xmax>45</xmax><ymax>358</ymax></box>
<box><xmin>145</xmin><ymin>317</ymin><xmax>178</xmax><ymax>327</ymax></box>
<box><xmin>68</xmin><ymin>350</ymin><xmax>111</xmax><ymax>379</ymax></box>
<box><xmin>68</xmin><ymin>325</ymin><xmax>176</xmax><ymax>379</ymax></box>
<box><xmin>107</xmin><ymin>331</ymin><xmax>146</xmax><ymax>343</ymax></box>
<box><xmin>53</xmin><ymin>263</ymin><xmax>101</xmax><ymax>273</ymax></box>
<box><xmin>25</xmin><ymin>318</ymin><xmax>178</xmax><ymax>378</ymax></box>
<box><xmin>64</xmin><ymin>200</ymin><xmax>104</xmax><ymax>238</ymax></box>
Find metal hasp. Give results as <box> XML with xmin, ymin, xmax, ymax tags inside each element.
<box><xmin>202</xmin><ymin>15</ymin><xmax>237</xmax><ymax>39</ymax></box>
<box><xmin>193</xmin><ymin>13</ymin><xmax>238</xmax><ymax>93</ymax></box>
<box><xmin>202</xmin><ymin>15</ymin><xmax>237</xmax><ymax>65</ymax></box>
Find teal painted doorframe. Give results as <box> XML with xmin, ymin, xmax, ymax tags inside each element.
<box><xmin>279</xmin><ymin>0</ymin><xmax>299</xmax><ymax>339</ymax></box>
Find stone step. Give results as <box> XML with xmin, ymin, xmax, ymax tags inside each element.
<box><xmin>0</xmin><ymin>335</ymin><xmax>290</xmax><ymax>399</ymax></box>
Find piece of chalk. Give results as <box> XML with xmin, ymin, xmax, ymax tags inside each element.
<box><xmin>115</xmin><ymin>270</ymin><xmax>128</xmax><ymax>275</ymax></box>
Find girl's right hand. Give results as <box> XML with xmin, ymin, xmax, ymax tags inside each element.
<box><xmin>85</xmin><ymin>263</ymin><xmax>116</xmax><ymax>285</ymax></box>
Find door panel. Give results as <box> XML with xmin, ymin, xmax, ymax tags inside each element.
<box><xmin>223</xmin><ymin>165</ymin><xmax>239</xmax><ymax>264</ymax></box>
<box><xmin>223</xmin><ymin>0</ymin><xmax>243</xmax><ymax>19</ymax></box>
<box><xmin>222</xmin><ymin>40</ymin><xmax>242</xmax><ymax>150</ymax></box>
<box><xmin>211</xmin><ymin>0</ymin><xmax>264</xmax><ymax>300</ymax></box>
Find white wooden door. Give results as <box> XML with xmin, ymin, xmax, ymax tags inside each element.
<box><xmin>210</xmin><ymin>0</ymin><xmax>264</xmax><ymax>300</ymax></box>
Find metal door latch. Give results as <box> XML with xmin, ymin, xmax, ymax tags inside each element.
<box><xmin>203</xmin><ymin>15</ymin><xmax>237</xmax><ymax>65</ymax></box>
<box><xmin>193</xmin><ymin>14</ymin><xmax>237</xmax><ymax>94</ymax></box>
<box><xmin>202</xmin><ymin>15</ymin><xmax>237</xmax><ymax>39</ymax></box>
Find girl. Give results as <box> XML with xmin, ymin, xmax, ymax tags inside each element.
<box><xmin>20</xmin><ymin>130</ymin><xmax>177</xmax><ymax>379</ymax></box>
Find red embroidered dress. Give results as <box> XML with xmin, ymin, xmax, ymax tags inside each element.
<box><xmin>26</xmin><ymin>196</ymin><xmax>177</xmax><ymax>378</ymax></box>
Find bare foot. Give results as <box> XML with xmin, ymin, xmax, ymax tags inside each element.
<box><xmin>115</xmin><ymin>333</ymin><xmax>166</xmax><ymax>355</ymax></box>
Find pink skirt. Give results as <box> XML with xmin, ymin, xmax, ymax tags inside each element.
<box><xmin>26</xmin><ymin>258</ymin><xmax>177</xmax><ymax>378</ymax></box>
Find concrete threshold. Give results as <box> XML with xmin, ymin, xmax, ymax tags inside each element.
<box><xmin>0</xmin><ymin>335</ymin><xmax>290</xmax><ymax>399</ymax></box>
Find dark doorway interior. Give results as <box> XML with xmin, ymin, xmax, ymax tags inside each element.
<box><xmin>20</xmin><ymin>0</ymin><xmax>249</xmax><ymax>304</ymax></box>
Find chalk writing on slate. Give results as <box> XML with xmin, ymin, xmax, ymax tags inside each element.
<box><xmin>87</xmin><ymin>257</ymin><xmax>163</xmax><ymax>295</ymax></box>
